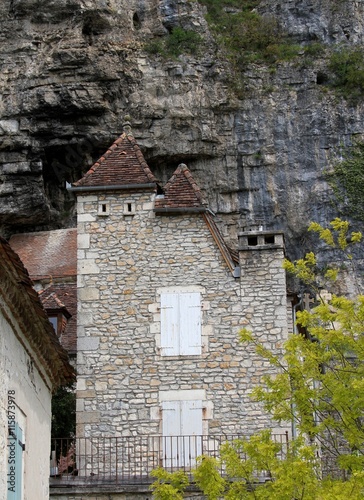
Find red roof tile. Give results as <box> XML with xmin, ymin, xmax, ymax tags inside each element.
<box><xmin>155</xmin><ymin>163</ymin><xmax>206</xmax><ymax>210</ymax></box>
<box><xmin>9</xmin><ymin>229</ymin><xmax>77</xmax><ymax>281</ymax></box>
<box><xmin>41</xmin><ymin>291</ymin><xmax>68</xmax><ymax>312</ymax></box>
<box><xmin>73</xmin><ymin>132</ymin><xmax>158</xmax><ymax>188</ymax></box>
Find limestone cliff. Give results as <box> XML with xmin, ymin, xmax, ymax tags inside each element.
<box><xmin>1</xmin><ymin>0</ymin><xmax>364</xmax><ymax>271</ymax></box>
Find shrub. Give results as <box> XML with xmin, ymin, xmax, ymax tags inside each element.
<box><xmin>328</xmin><ymin>140</ymin><xmax>364</xmax><ymax>221</ymax></box>
<box><xmin>329</xmin><ymin>46</ymin><xmax>364</xmax><ymax>101</ymax></box>
<box><xmin>199</xmin><ymin>0</ymin><xmax>299</xmax><ymax>65</ymax></box>
<box><xmin>166</xmin><ymin>27</ymin><xmax>202</xmax><ymax>57</ymax></box>
<box><xmin>144</xmin><ymin>27</ymin><xmax>202</xmax><ymax>59</ymax></box>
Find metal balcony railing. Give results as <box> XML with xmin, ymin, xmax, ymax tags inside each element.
<box><xmin>50</xmin><ymin>433</ymin><xmax>289</xmax><ymax>485</ymax></box>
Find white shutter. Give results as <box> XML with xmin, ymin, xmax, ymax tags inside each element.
<box><xmin>160</xmin><ymin>293</ymin><xmax>179</xmax><ymax>356</ymax></box>
<box><xmin>181</xmin><ymin>400</ymin><xmax>203</xmax><ymax>436</ymax></box>
<box><xmin>181</xmin><ymin>400</ymin><xmax>203</xmax><ymax>466</ymax></box>
<box><xmin>162</xmin><ymin>401</ymin><xmax>180</xmax><ymax>467</ymax></box>
<box><xmin>180</xmin><ymin>293</ymin><xmax>201</xmax><ymax>355</ymax></box>
<box><xmin>162</xmin><ymin>401</ymin><xmax>181</xmax><ymax>436</ymax></box>
<box><xmin>162</xmin><ymin>400</ymin><xmax>203</xmax><ymax>468</ymax></box>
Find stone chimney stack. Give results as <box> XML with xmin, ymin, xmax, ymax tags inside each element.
<box><xmin>238</xmin><ymin>228</ymin><xmax>288</xmax><ymax>347</ymax></box>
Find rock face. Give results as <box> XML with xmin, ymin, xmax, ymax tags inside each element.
<box><xmin>0</xmin><ymin>0</ymin><xmax>364</xmax><ymax>267</ymax></box>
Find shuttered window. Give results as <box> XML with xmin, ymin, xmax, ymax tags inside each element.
<box><xmin>160</xmin><ymin>292</ymin><xmax>201</xmax><ymax>356</ymax></box>
<box><xmin>162</xmin><ymin>400</ymin><xmax>203</xmax><ymax>467</ymax></box>
<box><xmin>7</xmin><ymin>422</ymin><xmax>23</xmax><ymax>500</ymax></box>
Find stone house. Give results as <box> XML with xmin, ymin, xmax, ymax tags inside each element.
<box><xmin>66</xmin><ymin>126</ymin><xmax>291</xmax><ymax>473</ymax></box>
<box><xmin>0</xmin><ymin>237</ymin><xmax>74</xmax><ymax>500</ymax></box>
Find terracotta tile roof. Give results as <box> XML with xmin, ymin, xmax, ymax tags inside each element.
<box><xmin>155</xmin><ymin>163</ymin><xmax>206</xmax><ymax>211</ymax></box>
<box><xmin>39</xmin><ymin>283</ymin><xmax>77</xmax><ymax>355</ymax></box>
<box><xmin>9</xmin><ymin>228</ymin><xmax>77</xmax><ymax>281</ymax></box>
<box><xmin>0</xmin><ymin>237</ymin><xmax>75</xmax><ymax>388</ymax></box>
<box><xmin>72</xmin><ymin>132</ymin><xmax>158</xmax><ymax>188</ymax></box>
<box><xmin>41</xmin><ymin>291</ymin><xmax>69</xmax><ymax>312</ymax></box>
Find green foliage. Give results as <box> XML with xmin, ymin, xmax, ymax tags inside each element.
<box><xmin>252</xmin><ymin>221</ymin><xmax>364</xmax><ymax>474</ymax></box>
<box><xmin>194</xmin><ymin>456</ymin><xmax>226</xmax><ymax>499</ymax></box>
<box><xmin>166</xmin><ymin>27</ymin><xmax>202</xmax><ymax>57</ymax></box>
<box><xmin>150</xmin><ymin>467</ymin><xmax>189</xmax><ymax>499</ymax></box>
<box><xmin>144</xmin><ymin>27</ymin><xmax>202</xmax><ymax>59</ymax></box>
<box><xmin>328</xmin><ymin>140</ymin><xmax>364</xmax><ymax>221</ymax></box>
<box><xmin>283</xmin><ymin>219</ymin><xmax>362</xmax><ymax>289</ymax></box>
<box><xmin>51</xmin><ymin>382</ymin><xmax>76</xmax><ymax>439</ymax></box>
<box><xmin>328</xmin><ymin>46</ymin><xmax>364</xmax><ymax>101</ymax></box>
<box><xmin>304</xmin><ymin>42</ymin><xmax>326</xmax><ymax>58</ymax></box>
<box><xmin>198</xmin><ymin>0</ymin><xmax>299</xmax><ymax>66</ymax></box>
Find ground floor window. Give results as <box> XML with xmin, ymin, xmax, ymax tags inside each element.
<box><xmin>162</xmin><ymin>400</ymin><xmax>203</xmax><ymax>467</ymax></box>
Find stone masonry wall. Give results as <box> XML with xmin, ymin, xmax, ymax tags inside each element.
<box><xmin>238</xmin><ymin>234</ymin><xmax>289</xmax><ymax>433</ymax></box>
<box><xmin>76</xmin><ymin>190</ymin><xmax>289</xmax><ymax>442</ymax></box>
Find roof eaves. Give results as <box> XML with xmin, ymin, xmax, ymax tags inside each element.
<box><xmin>68</xmin><ymin>183</ymin><xmax>157</xmax><ymax>193</ymax></box>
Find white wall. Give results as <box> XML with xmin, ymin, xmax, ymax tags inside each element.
<box><xmin>0</xmin><ymin>309</ymin><xmax>53</xmax><ymax>500</ymax></box>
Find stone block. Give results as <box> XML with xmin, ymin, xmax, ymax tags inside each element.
<box><xmin>77</xmin><ymin>411</ymin><xmax>101</xmax><ymax>423</ymax></box>
<box><xmin>78</xmin><ymin>233</ymin><xmax>90</xmax><ymax>249</ymax></box>
<box><xmin>77</xmin><ymin>378</ymin><xmax>87</xmax><ymax>391</ymax></box>
<box><xmin>77</xmin><ymin>312</ymin><xmax>94</xmax><ymax>327</ymax></box>
<box><xmin>78</xmin><ymin>213</ymin><xmax>97</xmax><ymax>222</ymax></box>
<box><xmin>78</xmin><ymin>195</ymin><xmax>98</xmax><ymax>202</ymax></box>
<box><xmin>78</xmin><ymin>259</ymin><xmax>100</xmax><ymax>274</ymax></box>
<box><xmin>78</xmin><ymin>287</ymin><xmax>100</xmax><ymax>301</ymax></box>
<box><xmin>78</xmin><ymin>337</ymin><xmax>100</xmax><ymax>351</ymax></box>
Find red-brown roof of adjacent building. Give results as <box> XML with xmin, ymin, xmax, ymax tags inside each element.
<box><xmin>72</xmin><ymin>132</ymin><xmax>158</xmax><ymax>189</ymax></box>
<box><xmin>9</xmin><ymin>228</ymin><xmax>77</xmax><ymax>281</ymax></box>
<box><xmin>0</xmin><ymin>237</ymin><xmax>75</xmax><ymax>388</ymax></box>
<box><xmin>155</xmin><ymin>163</ymin><xmax>206</xmax><ymax>211</ymax></box>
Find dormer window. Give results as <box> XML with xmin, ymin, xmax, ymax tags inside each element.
<box><xmin>49</xmin><ymin>316</ymin><xmax>58</xmax><ymax>333</ymax></box>
<box><xmin>39</xmin><ymin>290</ymin><xmax>71</xmax><ymax>337</ymax></box>
<box><xmin>47</xmin><ymin>311</ymin><xmax>70</xmax><ymax>337</ymax></box>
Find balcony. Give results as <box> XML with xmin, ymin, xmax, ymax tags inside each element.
<box><xmin>50</xmin><ymin>433</ymin><xmax>289</xmax><ymax>487</ymax></box>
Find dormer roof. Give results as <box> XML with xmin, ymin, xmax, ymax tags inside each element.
<box><xmin>39</xmin><ymin>283</ymin><xmax>77</xmax><ymax>355</ymax></box>
<box><xmin>71</xmin><ymin>132</ymin><xmax>158</xmax><ymax>190</ymax></box>
<box><xmin>154</xmin><ymin>163</ymin><xmax>206</xmax><ymax>213</ymax></box>
<box><xmin>40</xmin><ymin>290</ymin><xmax>71</xmax><ymax>318</ymax></box>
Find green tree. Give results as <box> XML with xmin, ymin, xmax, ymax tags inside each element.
<box><xmin>150</xmin><ymin>468</ymin><xmax>189</xmax><ymax>500</ymax></box>
<box><xmin>51</xmin><ymin>382</ymin><xmax>76</xmax><ymax>439</ymax></box>
<box><xmin>151</xmin><ymin>219</ymin><xmax>364</xmax><ymax>499</ymax></box>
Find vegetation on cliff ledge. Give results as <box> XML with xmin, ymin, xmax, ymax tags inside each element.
<box><xmin>328</xmin><ymin>140</ymin><xmax>364</xmax><ymax>221</ymax></box>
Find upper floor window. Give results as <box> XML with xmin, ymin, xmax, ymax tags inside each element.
<box><xmin>160</xmin><ymin>292</ymin><xmax>201</xmax><ymax>356</ymax></box>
